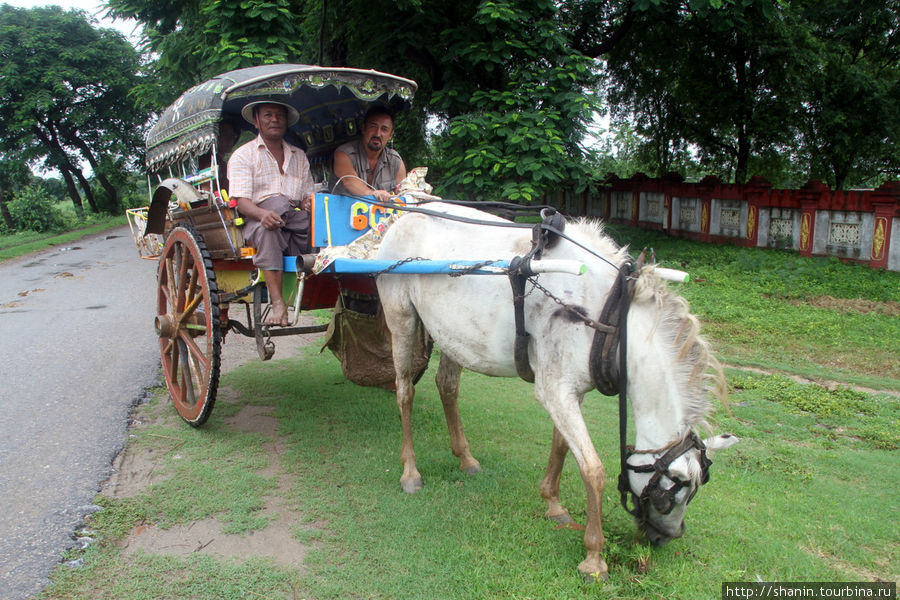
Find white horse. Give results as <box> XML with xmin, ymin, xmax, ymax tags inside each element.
<box><xmin>375</xmin><ymin>202</ymin><xmax>736</xmax><ymax>579</ymax></box>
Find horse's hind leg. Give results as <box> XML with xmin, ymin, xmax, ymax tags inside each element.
<box><xmin>436</xmin><ymin>354</ymin><xmax>481</xmax><ymax>475</ymax></box>
<box><xmin>539</xmin><ymin>427</ymin><xmax>574</xmax><ymax>524</ymax></box>
<box><xmin>383</xmin><ymin>301</ymin><xmax>424</xmax><ymax>493</ymax></box>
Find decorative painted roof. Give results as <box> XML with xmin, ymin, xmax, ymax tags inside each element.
<box><xmin>145</xmin><ymin>64</ymin><xmax>417</xmax><ymax>172</ymax></box>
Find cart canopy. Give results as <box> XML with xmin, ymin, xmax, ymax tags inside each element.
<box><xmin>145</xmin><ymin>64</ymin><xmax>417</xmax><ymax>173</ymax></box>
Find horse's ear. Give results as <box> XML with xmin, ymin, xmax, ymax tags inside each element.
<box><xmin>704</xmin><ymin>433</ymin><xmax>739</xmax><ymax>451</ymax></box>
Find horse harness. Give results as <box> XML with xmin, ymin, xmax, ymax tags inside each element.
<box><xmin>505</xmin><ymin>213</ymin><xmax>712</xmax><ymax>518</ymax></box>
<box><xmin>506</xmin><ymin>210</ymin><xmax>644</xmax><ymax>393</ymax></box>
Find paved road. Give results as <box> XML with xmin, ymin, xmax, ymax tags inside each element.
<box><xmin>0</xmin><ymin>227</ymin><xmax>160</xmax><ymax>600</ymax></box>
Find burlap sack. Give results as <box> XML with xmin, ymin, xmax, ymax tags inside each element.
<box><xmin>324</xmin><ymin>290</ymin><xmax>432</xmax><ymax>390</ymax></box>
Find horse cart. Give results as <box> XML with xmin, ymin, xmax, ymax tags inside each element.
<box><xmin>127</xmin><ymin>64</ymin><xmax>421</xmax><ymax>425</ymax></box>
<box><xmin>131</xmin><ymin>64</ymin><xmax>734</xmax><ymax>577</ymax></box>
<box><xmin>130</xmin><ymin>64</ymin><xmax>554</xmax><ymax>426</ymax></box>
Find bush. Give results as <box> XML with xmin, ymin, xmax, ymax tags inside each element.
<box><xmin>8</xmin><ymin>185</ymin><xmax>67</xmax><ymax>233</ymax></box>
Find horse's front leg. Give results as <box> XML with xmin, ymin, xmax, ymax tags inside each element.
<box><xmin>539</xmin><ymin>426</ymin><xmax>574</xmax><ymax>524</ymax></box>
<box><xmin>537</xmin><ymin>385</ymin><xmax>608</xmax><ymax>580</ymax></box>
<box><xmin>435</xmin><ymin>354</ymin><xmax>481</xmax><ymax>475</ymax></box>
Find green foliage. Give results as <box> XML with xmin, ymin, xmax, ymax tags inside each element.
<box><xmin>106</xmin><ymin>0</ymin><xmax>305</xmax><ymax>110</ymax></box>
<box><xmin>605</xmin><ymin>0</ymin><xmax>806</xmax><ymax>184</ymax></box>
<box><xmin>795</xmin><ymin>0</ymin><xmax>900</xmax><ymax>189</ymax></box>
<box><xmin>105</xmin><ymin>0</ymin><xmax>898</xmax><ymax>193</ymax></box>
<box><xmin>430</xmin><ymin>0</ymin><xmax>600</xmax><ymax>201</ymax></box>
<box><xmin>8</xmin><ymin>185</ymin><xmax>67</xmax><ymax>233</ymax></box>
<box><xmin>0</xmin><ymin>5</ymin><xmax>146</xmax><ymax>212</ymax></box>
<box><xmin>602</xmin><ymin>0</ymin><xmax>899</xmax><ymax>187</ymax></box>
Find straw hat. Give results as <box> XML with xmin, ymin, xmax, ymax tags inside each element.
<box><xmin>240</xmin><ymin>100</ymin><xmax>300</xmax><ymax>127</ymax></box>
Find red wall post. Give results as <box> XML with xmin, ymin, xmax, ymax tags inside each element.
<box><xmin>869</xmin><ymin>181</ymin><xmax>900</xmax><ymax>269</ymax></box>
<box><xmin>743</xmin><ymin>176</ymin><xmax>771</xmax><ymax>248</ymax></box>
<box><xmin>797</xmin><ymin>180</ymin><xmax>829</xmax><ymax>257</ymax></box>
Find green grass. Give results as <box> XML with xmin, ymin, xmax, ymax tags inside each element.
<box><xmin>40</xmin><ymin>344</ymin><xmax>898</xmax><ymax>599</ymax></box>
<box><xmin>0</xmin><ymin>213</ymin><xmax>125</xmax><ymax>261</ymax></box>
<box><xmin>605</xmin><ymin>225</ymin><xmax>900</xmax><ymax>391</ymax></box>
<box><xmin>37</xmin><ymin>229</ymin><xmax>900</xmax><ymax>599</ymax></box>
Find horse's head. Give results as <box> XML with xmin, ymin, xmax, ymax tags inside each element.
<box><xmin>621</xmin><ymin>433</ymin><xmax>738</xmax><ymax>545</ymax></box>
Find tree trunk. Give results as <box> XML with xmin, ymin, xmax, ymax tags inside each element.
<box><xmin>57</xmin><ymin>165</ymin><xmax>86</xmax><ymax>217</ymax></box>
<box><xmin>34</xmin><ymin>122</ymin><xmax>99</xmax><ymax>213</ymax></box>
<box><xmin>0</xmin><ymin>182</ymin><xmax>15</xmax><ymax>231</ymax></box>
<box><xmin>833</xmin><ymin>166</ymin><xmax>848</xmax><ymax>191</ymax></box>
<box><xmin>68</xmin><ymin>166</ymin><xmax>98</xmax><ymax>213</ymax></box>
<box><xmin>60</xmin><ymin>124</ymin><xmax>118</xmax><ymax>209</ymax></box>
<box><xmin>734</xmin><ymin>134</ymin><xmax>750</xmax><ymax>184</ymax></box>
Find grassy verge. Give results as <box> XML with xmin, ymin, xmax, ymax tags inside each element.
<box><xmin>0</xmin><ymin>214</ymin><xmax>126</xmax><ymax>262</ymax></box>
<box><xmin>36</xmin><ymin>228</ymin><xmax>899</xmax><ymax>599</ymax></box>
<box><xmin>40</xmin><ymin>346</ymin><xmax>898</xmax><ymax>599</ymax></box>
<box><xmin>605</xmin><ymin>225</ymin><xmax>900</xmax><ymax>392</ymax></box>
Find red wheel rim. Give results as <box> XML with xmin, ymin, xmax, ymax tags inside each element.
<box><xmin>156</xmin><ymin>226</ymin><xmax>220</xmax><ymax>425</ymax></box>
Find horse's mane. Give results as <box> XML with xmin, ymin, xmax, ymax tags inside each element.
<box><xmin>563</xmin><ymin>218</ymin><xmax>629</xmax><ymax>266</ymax></box>
<box><xmin>565</xmin><ymin>217</ymin><xmax>726</xmax><ymax>430</ymax></box>
<box><xmin>632</xmin><ymin>267</ymin><xmax>726</xmax><ymax>430</ymax></box>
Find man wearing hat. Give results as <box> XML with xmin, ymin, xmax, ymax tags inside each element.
<box><xmin>228</xmin><ymin>100</ymin><xmax>314</xmax><ymax>327</ymax></box>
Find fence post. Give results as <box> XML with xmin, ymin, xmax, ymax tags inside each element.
<box><xmin>744</xmin><ymin>176</ymin><xmax>772</xmax><ymax>248</ymax></box>
<box><xmin>869</xmin><ymin>181</ymin><xmax>900</xmax><ymax>270</ymax></box>
<box><xmin>698</xmin><ymin>176</ymin><xmax>720</xmax><ymax>242</ymax></box>
<box><xmin>797</xmin><ymin>180</ymin><xmax>829</xmax><ymax>257</ymax></box>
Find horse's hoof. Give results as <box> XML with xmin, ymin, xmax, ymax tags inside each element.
<box><xmin>582</xmin><ymin>570</ymin><xmax>609</xmax><ymax>584</ymax></box>
<box><xmin>461</xmin><ymin>463</ymin><xmax>482</xmax><ymax>475</ymax></box>
<box><xmin>547</xmin><ymin>511</ymin><xmax>575</xmax><ymax>525</ymax></box>
<box><xmin>578</xmin><ymin>558</ymin><xmax>609</xmax><ymax>583</ymax></box>
<box><xmin>400</xmin><ymin>478</ymin><xmax>424</xmax><ymax>494</ymax></box>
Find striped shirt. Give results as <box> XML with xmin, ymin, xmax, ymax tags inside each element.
<box><xmin>227</xmin><ymin>135</ymin><xmax>314</xmax><ymax>205</ymax></box>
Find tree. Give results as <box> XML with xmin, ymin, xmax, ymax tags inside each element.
<box><xmin>0</xmin><ymin>5</ymin><xmax>146</xmax><ymax>213</ymax></box>
<box><xmin>605</xmin><ymin>0</ymin><xmax>807</xmax><ymax>184</ymax></box>
<box><xmin>797</xmin><ymin>0</ymin><xmax>900</xmax><ymax>189</ymax></box>
<box><xmin>0</xmin><ymin>158</ymin><xmax>31</xmax><ymax>231</ymax></box>
<box><xmin>106</xmin><ymin>0</ymin><xmax>898</xmax><ymax>195</ymax></box>
<box><xmin>603</xmin><ymin>0</ymin><xmax>898</xmax><ymax>187</ymax></box>
<box><xmin>105</xmin><ymin>0</ymin><xmax>307</xmax><ymax>111</ymax></box>
<box><xmin>109</xmin><ymin>0</ymin><xmax>610</xmax><ymax>202</ymax></box>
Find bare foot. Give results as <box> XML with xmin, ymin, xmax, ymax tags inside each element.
<box><xmin>265</xmin><ymin>302</ymin><xmax>289</xmax><ymax>326</ymax></box>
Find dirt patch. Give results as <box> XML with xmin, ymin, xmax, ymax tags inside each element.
<box><xmin>787</xmin><ymin>295</ymin><xmax>900</xmax><ymax>316</ymax></box>
<box><xmin>103</xmin><ymin>443</ymin><xmax>172</xmax><ymax>498</ymax></box>
<box><xmin>104</xmin><ymin>314</ymin><xmax>326</xmax><ymax>568</ymax></box>
<box><xmin>120</xmin><ymin>432</ymin><xmax>313</xmax><ymax>570</ymax></box>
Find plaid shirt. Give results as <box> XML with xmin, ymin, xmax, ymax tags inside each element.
<box><xmin>227</xmin><ymin>135</ymin><xmax>314</xmax><ymax>205</ymax></box>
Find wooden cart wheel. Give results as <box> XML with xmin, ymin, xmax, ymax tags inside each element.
<box><xmin>156</xmin><ymin>224</ymin><xmax>221</xmax><ymax>426</ymax></box>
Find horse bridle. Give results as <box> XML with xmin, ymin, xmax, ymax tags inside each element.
<box><xmin>618</xmin><ymin>431</ymin><xmax>712</xmax><ymax>519</ymax></box>
<box><xmin>587</xmin><ymin>250</ymin><xmax>713</xmax><ymax>520</ymax></box>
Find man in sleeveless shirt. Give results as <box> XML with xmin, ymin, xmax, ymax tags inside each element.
<box><xmin>332</xmin><ymin>107</ymin><xmax>406</xmax><ymax>202</ymax></box>
<box><xmin>228</xmin><ymin>101</ymin><xmax>315</xmax><ymax>326</ymax></box>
